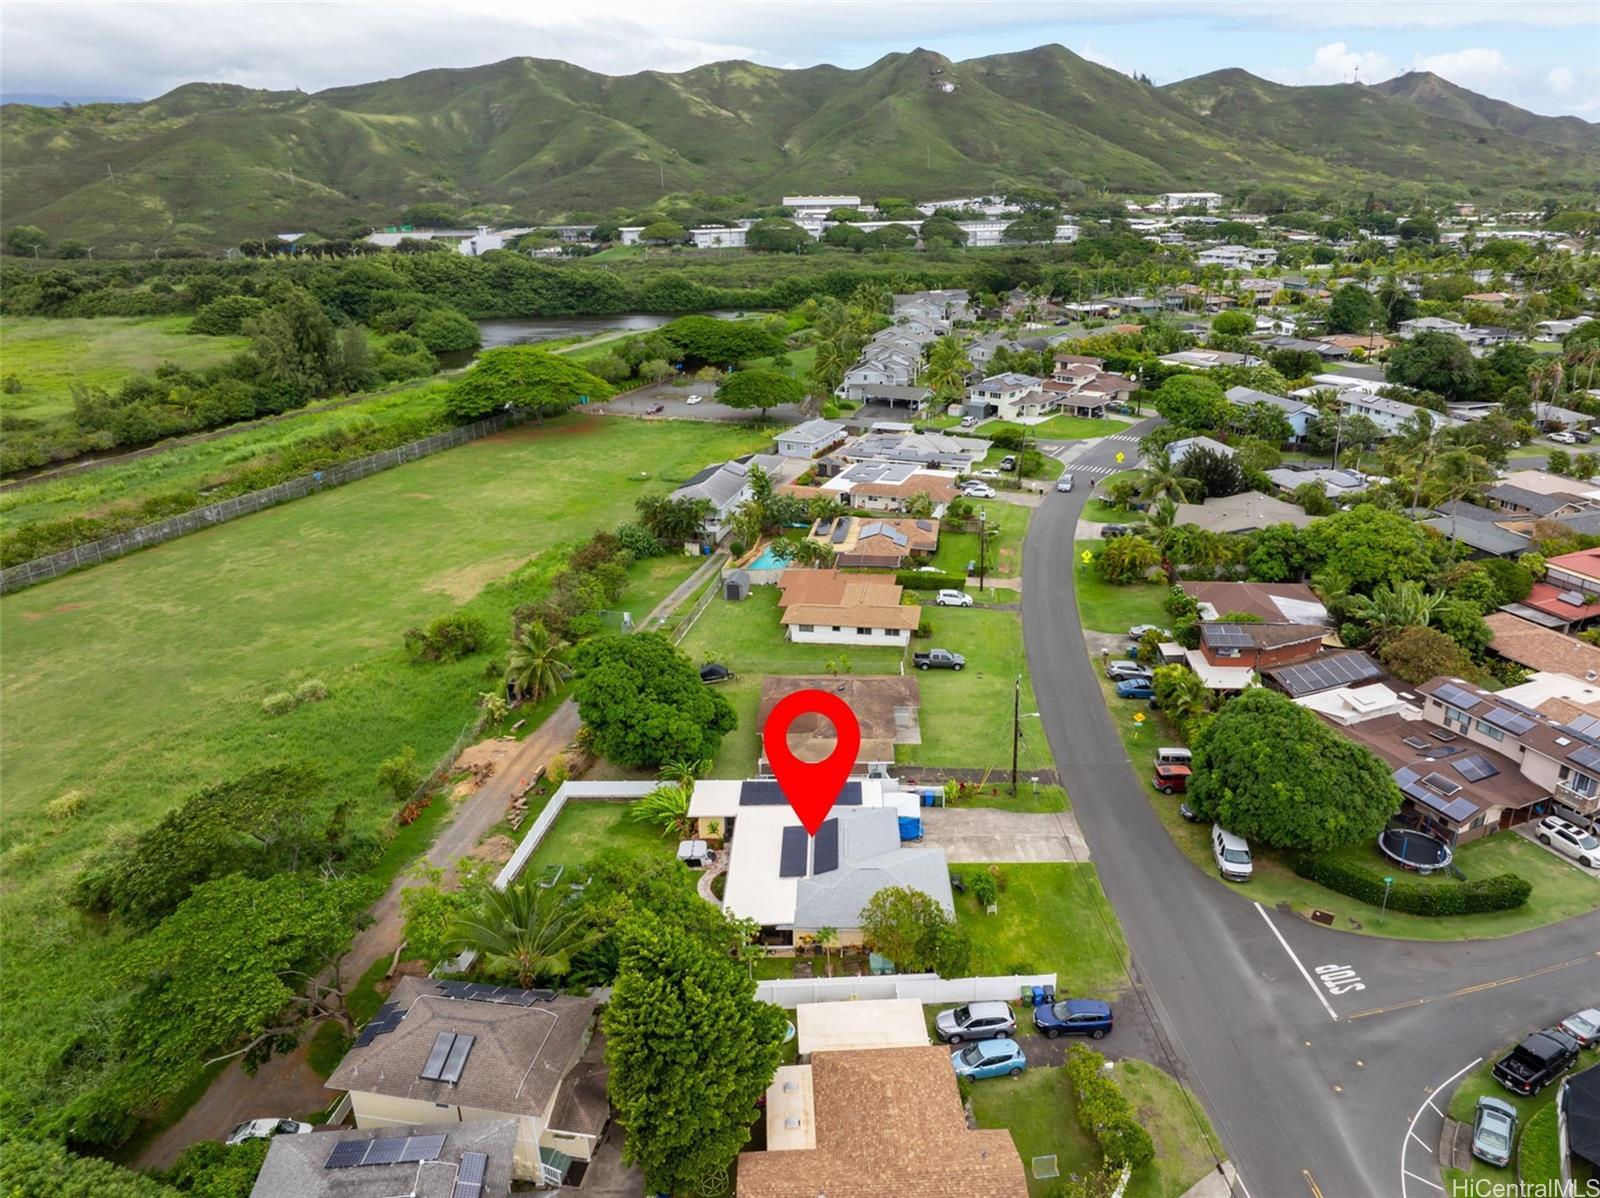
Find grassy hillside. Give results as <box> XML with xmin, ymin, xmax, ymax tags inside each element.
<box><xmin>4</xmin><ymin>46</ymin><xmax>1595</xmax><ymax>250</ymax></box>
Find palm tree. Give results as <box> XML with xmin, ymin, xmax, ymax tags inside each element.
<box><xmin>924</xmin><ymin>335</ymin><xmax>973</xmax><ymax>402</ymax></box>
<box><xmin>659</xmin><ymin>758</ymin><xmax>710</xmax><ymax>789</ymax></box>
<box><xmin>1154</xmin><ymin>667</ymin><xmax>1211</xmax><ymax>729</ymax></box>
<box><xmin>627</xmin><ymin>782</ymin><xmax>692</xmax><ymax>836</ymax></box>
<box><xmin>448</xmin><ymin>882</ymin><xmax>603</xmax><ymax>989</ymax></box>
<box><xmin>813</xmin><ymin>925</ymin><xmax>839</xmax><ymax>977</ymax></box>
<box><xmin>1138</xmin><ymin>454</ymin><xmax>1192</xmax><ymax>505</ymax></box>
<box><xmin>1345</xmin><ymin>580</ymin><xmax>1444</xmax><ymax>639</ymax></box>
<box><xmin>505</xmin><ymin>622</ymin><xmax>572</xmax><ymax>703</ymax></box>
<box><xmin>1144</xmin><ymin>498</ymin><xmax>1181</xmax><ymax>582</ymax></box>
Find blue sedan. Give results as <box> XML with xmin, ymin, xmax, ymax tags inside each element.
<box><xmin>951</xmin><ymin>1037</ymin><xmax>1027</xmax><ymax>1080</ymax></box>
<box><xmin>1033</xmin><ymin>998</ymin><xmax>1114</xmax><ymax>1040</ymax></box>
<box><xmin>1115</xmin><ymin>678</ymin><xmax>1155</xmax><ymax>700</ymax></box>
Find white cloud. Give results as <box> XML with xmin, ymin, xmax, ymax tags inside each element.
<box><xmin>1077</xmin><ymin>42</ymin><xmax>1133</xmax><ymax>76</ymax></box>
<box><xmin>1408</xmin><ymin>47</ymin><xmax>1510</xmax><ymax>89</ymax></box>
<box><xmin>1264</xmin><ymin>42</ymin><xmax>1396</xmax><ymax>86</ymax></box>
<box><xmin>1547</xmin><ymin>66</ymin><xmax>1576</xmax><ymax>92</ymax></box>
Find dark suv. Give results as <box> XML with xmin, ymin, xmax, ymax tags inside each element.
<box><xmin>1032</xmin><ymin>998</ymin><xmax>1113</xmax><ymax>1040</ymax></box>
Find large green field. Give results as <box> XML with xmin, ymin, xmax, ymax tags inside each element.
<box><xmin>0</xmin><ymin>315</ymin><xmax>249</xmax><ymax>435</ymax></box>
<box><xmin>0</xmin><ymin>415</ymin><xmax>767</xmax><ymax>1122</ymax></box>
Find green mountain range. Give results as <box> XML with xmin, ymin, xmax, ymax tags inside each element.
<box><xmin>3</xmin><ymin>45</ymin><xmax>1595</xmax><ymax>251</ymax></box>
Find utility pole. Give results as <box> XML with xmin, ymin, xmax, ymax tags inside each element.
<box><xmin>1011</xmin><ymin>674</ymin><xmax>1021</xmax><ymax>796</ymax></box>
<box><xmin>976</xmin><ymin>508</ymin><xmax>989</xmax><ymax>593</ymax></box>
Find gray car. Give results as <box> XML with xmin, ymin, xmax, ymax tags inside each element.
<box><xmin>1471</xmin><ymin>1096</ymin><xmax>1517</xmax><ymax>1167</ymax></box>
<box><xmin>934</xmin><ymin>1000</ymin><xmax>1016</xmax><ymax>1044</ymax></box>
<box><xmin>1106</xmin><ymin>661</ymin><xmax>1152</xmax><ymax>682</ymax></box>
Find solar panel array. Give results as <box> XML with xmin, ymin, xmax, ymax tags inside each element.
<box><xmin>831</xmin><ymin>521</ymin><xmax>850</xmax><ymax>544</ymax></box>
<box><xmin>325</xmin><ymin>1134</ymin><xmax>447</xmax><ymax>1169</ymax></box>
<box><xmin>1422</xmin><ymin>772</ymin><xmax>1462</xmax><ymax>796</ymax></box>
<box><xmin>1392</xmin><ymin>766</ymin><xmax>1478</xmax><ymax>822</ymax></box>
<box><xmin>1432</xmin><ymin>683</ymin><xmax>1481</xmax><ymax>710</ymax></box>
<box><xmin>1453</xmin><ymin>754</ymin><xmax>1501</xmax><ymax>782</ymax></box>
<box><xmin>1570</xmin><ymin>744</ymin><xmax>1600</xmax><ymax>772</ymax></box>
<box><xmin>354</xmin><ymin>1000</ymin><xmax>404</xmax><ymax>1046</ymax></box>
<box><xmin>742</xmin><ymin>780</ymin><xmax>862</xmax><ymax>807</ymax></box>
<box><xmin>779</xmin><ymin>826</ymin><xmax>809</xmax><ymax>877</ymax></box>
<box><xmin>1268</xmin><ymin>652</ymin><xmax>1382</xmax><ymax>697</ymax></box>
<box><xmin>1202</xmin><ymin>625</ymin><xmax>1255</xmax><ymax>648</ymax></box>
<box><xmin>1482</xmin><ymin>706</ymin><xmax>1536</xmax><ymax>735</ymax></box>
<box><xmin>440</xmin><ymin>1033</ymin><xmax>475</xmax><ymax>1084</ymax></box>
<box><xmin>1566</xmin><ymin>713</ymin><xmax>1600</xmax><ymax>738</ymax></box>
<box><xmin>1558</xmin><ymin>590</ymin><xmax>1587</xmax><ymax>606</ymax></box>
<box><xmin>453</xmin><ymin>1151</ymin><xmax>488</xmax><ymax>1198</ymax></box>
<box><xmin>813</xmin><ymin>818</ymin><xmax>840</xmax><ymax>875</ymax></box>
<box><xmin>421</xmin><ymin>1031</ymin><xmax>456</xmax><ymax>1081</ymax></box>
<box><xmin>435</xmin><ymin>980</ymin><xmax>555</xmax><ymax>1005</ymax></box>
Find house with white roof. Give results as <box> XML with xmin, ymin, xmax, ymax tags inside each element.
<box><xmin>1160</xmin><ymin>191</ymin><xmax>1224</xmax><ymax>212</ymax></box>
<box><xmin>685</xmin><ymin>778</ymin><xmax>951</xmax><ymax>947</ymax></box>
<box><xmin>776</xmin><ymin>420</ymin><xmax>848</xmax><ymax>459</ymax></box>
<box><xmin>1396</xmin><ymin>316</ymin><xmax>1469</xmax><ymax>340</ymax></box>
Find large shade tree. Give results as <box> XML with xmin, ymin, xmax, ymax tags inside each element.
<box><xmin>717</xmin><ymin>369</ymin><xmax>804</xmax><ymax>418</ymax></box>
<box><xmin>445</xmin><ymin>347</ymin><xmax>615</xmax><ymax>421</ymax></box>
<box><xmin>572</xmin><ymin>633</ymin><xmax>736</xmax><ymax>767</ymax></box>
<box><xmin>604</xmin><ymin>912</ymin><xmax>785</xmax><ymax>1195</ymax></box>
<box><xmin>1186</xmin><ymin>689</ymin><xmax>1401</xmax><ymax>850</ymax></box>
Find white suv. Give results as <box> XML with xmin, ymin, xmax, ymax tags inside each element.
<box><xmin>935</xmin><ymin>589</ymin><xmax>974</xmax><ymax>607</ymax></box>
<box><xmin>1212</xmin><ymin>824</ymin><xmax>1253</xmax><ymax>882</ymax></box>
<box><xmin>1536</xmin><ymin>816</ymin><xmax>1599</xmax><ymax>868</ymax></box>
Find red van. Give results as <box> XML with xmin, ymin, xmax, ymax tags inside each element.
<box><xmin>1153</xmin><ymin>764</ymin><xmax>1191</xmax><ymax>794</ymax></box>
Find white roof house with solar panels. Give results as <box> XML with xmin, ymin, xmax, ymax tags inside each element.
<box><xmin>324</xmin><ymin>977</ymin><xmax>601</xmax><ymax>1185</ymax></box>
<box><xmin>250</xmin><ymin>1119</ymin><xmax>518</xmax><ymax>1198</ymax></box>
<box><xmin>688</xmin><ymin>778</ymin><xmax>952</xmax><ymax>947</ymax></box>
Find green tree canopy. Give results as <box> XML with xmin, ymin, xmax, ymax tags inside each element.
<box><xmin>1152</xmin><ymin>375</ymin><xmax>1230</xmax><ymax>429</ymax></box>
<box><xmin>5</xmin><ymin>224</ymin><xmax>48</xmax><ymax>256</ymax></box>
<box><xmin>1300</xmin><ymin>505</ymin><xmax>1440</xmax><ymax>590</ymax></box>
<box><xmin>0</xmin><ymin>1133</ymin><xmax>181</xmax><ymax>1196</ymax></box>
<box><xmin>243</xmin><ymin>288</ymin><xmax>345</xmax><ymax>400</ymax></box>
<box><xmin>1187</xmin><ymin>689</ymin><xmax>1401</xmax><ymax>850</ymax></box>
<box><xmin>639</xmin><ymin>220</ymin><xmax>687</xmax><ymax>244</ymax></box>
<box><xmin>1377</xmin><ymin>624</ymin><xmax>1477</xmax><ymax>684</ymax></box>
<box><xmin>920</xmin><ymin>215</ymin><xmax>968</xmax><ymax>247</ymax></box>
<box><xmin>658</xmin><ymin>316</ymin><xmax>784</xmax><ymax>368</ymax></box>
<box><xmin>444</xmin><ymin>346</ymin><xmax>615</xmax><ymax>421</ymax></box>
<box><xmin>572</xmin><ymin>633</ymin><xmax>736</xmax><ymax>767</ymax></box>
<box><xmin>411</xmin><ymin>307</ymin><xmax>481</xmax><ymax>354</ymax></box>
<box><xmin>1327</xmin><ymin>285</ymin><xmax>1379</xmax><ymax>335</ymax></box>
<box><xmin>745</xmin><ymin>218</ymin><xmax>811</xmax><ymax>253</ymax></box>
<box><xmin>859</xmin><ymin>885</ymin><xmax>971</xmax><ymax>975</ymax></box>
<box><xmin>717</xmin><ymin>369</ymin><xmax>804</xmax><ymax>417</ymax></box>
<box><xmin>1387</xmin><ymin>331</ymin><xmax>1481</xmax><ymax>401</ymax></box>
<box><xmin>603</xmin><ymin>911</ymin><xmax>785</xmax><ymax>1194</ymax></box>
<box><xmin>1210</xmin><ymin>310</ymin><xmax>1255</xmax><ymax>338</ymax></box>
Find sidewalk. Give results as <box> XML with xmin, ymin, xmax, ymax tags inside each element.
<box><xmin>137</xmin><ymin>552</ymin><xmax>720</xmax><ymax>1168</ymax></box>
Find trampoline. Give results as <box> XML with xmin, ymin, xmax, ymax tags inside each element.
<box><xmin>1377</xmin><ymin>826</ymin><xmax>1453</xmax><ymax>874</ymax></box>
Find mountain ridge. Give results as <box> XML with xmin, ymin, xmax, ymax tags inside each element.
<box><xmin>3</xmin><ymin>45</ymin><xmax>1595</xmax><ymax>252</ymax></box>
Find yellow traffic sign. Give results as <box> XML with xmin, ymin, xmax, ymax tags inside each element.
<box><xmin>1115</xmin><ymin>451</ymin><xmax>1125</xmax><ymax>463</ymax></box>
<box><xmin>1133</xmin><ymin>712</ymin><xmax>1146</xmax><ymax>724</ymax></box>
<box><xmin>1080</xmin><ymin>549</ymin><xmax>1092</xmax><ymax>563</ymax></box>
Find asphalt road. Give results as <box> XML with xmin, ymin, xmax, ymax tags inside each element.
<box><xmin>1024</xmin><ymin>425</ymin><xmax>1600</xmax><ymax>1198</ymax></box>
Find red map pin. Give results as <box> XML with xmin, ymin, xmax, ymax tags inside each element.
<box><xmin>762</xmin><ymin>689</ymin><xmax>861</xmax><ymax>836</ymax></box>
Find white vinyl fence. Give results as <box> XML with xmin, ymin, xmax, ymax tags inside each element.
<box><xmin>756</xmin><ymin>972</ymin><xmax>1058</xmax><ymax>1009</ymax></box>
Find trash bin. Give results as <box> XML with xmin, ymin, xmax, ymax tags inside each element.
<box><xmin>1042</xmin><ymin>984</ymin><xmax>1056</xmax><ymax>1005</ymax></box>
<box><xmin>1032</xmin><ymin>985</ymin><xmax>1046</xmax><ymax>1008</ymax></box>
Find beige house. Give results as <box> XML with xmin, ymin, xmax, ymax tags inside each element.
<box><xmin>325</xmin><ymin>978</ymin><xmax>603</xmax><ymax>1186</ymax></box>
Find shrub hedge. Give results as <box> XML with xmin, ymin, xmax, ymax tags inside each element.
<box><xmin>895</xmin><ymin>569</ymin><xmax>967</xmax><ymax>590</ymax></box>
<box><xmin>1290</xmin><ymin>852</ymin><xmax>1531</xmax><ymax>915</ymax></box>
<box><xmin>1065</xmin><ymin>1044</ymin><xmax>1156</xmax><ymax>1170</ymax></box>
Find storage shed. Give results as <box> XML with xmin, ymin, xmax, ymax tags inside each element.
<box><xmin>723</xmin><ymin>569</ymin><xmax>750</xmax><ymax>601</ymax></box>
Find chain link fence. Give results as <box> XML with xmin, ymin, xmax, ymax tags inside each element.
<box><xmin>1</xmin><ymin>409</ymin><xmax>529</xmax><ymax>594</ymax></box>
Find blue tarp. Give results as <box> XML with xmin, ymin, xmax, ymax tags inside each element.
<box><xmin>898</xmin><ymin>815</ymin><xmax>922</xmax><ymax>840</ymax></box>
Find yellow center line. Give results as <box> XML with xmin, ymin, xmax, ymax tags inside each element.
<box><xmin>1344</xmin><ymin>952</ymin><xmax>1600</xmax><ymax>1021</ymax></box>
<box><xmin>1303</xmin><ymin>1168</ymin><xmax>1326</xmax><ymax>1198</ymax></box>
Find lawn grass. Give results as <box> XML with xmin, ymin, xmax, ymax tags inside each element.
<box><xmin>929</xmin><ymin>502</ymin><xmax>1030</xmax><ymax>578</ymax></box>
<box><xmin>1</xmin><ymin>376</ymin><xmax>458</xmax><ymax>530</ymax></box>
<box><xmin>969</xmin><ymin>1065</ymin><xmax>1100</xmax><ymax>1197</ymax></box>
<box><xmin>975</xmin><ymin>415</ymin><xmax>1125</xmax><ymax>441</ymax></box>
<box><xmin>675</xmin><ymin>584</ymin><xmax>908</xmax><ymax>677</ymax></box>
<box><xmin>1442</xmin><ymin>1043</ymin><xmax>1600</xmax><ymax>1193</ymax></box>
<box><xmin>1099</xmin><ymin>676</ymin><xmax>1600</xmax><ymax>940</ymax></box>
<box><xmin>1074</xmin><ymin>541</ymin><xmax>1171</xmax><ymax>634</ymax></box>
<box><xmin>1081</xmin><ymin>497</ymin><xmax>1142</xmax><ymax>524</ymax></box>
<box><xmin>0</xmin><ymin>415</ymin><xmax>768</xmax><ymax>1122</ymax></box>
<box><xmin>948</xmin><ymin>782</ymin><xmax>1069</xmax><ymax>813</ymax></box>
<box><xmin>1117</xmin><ymin>1058</ymin><xmax>1225</xmax><ymax>1198</ymax></box>
<box><xmin>0</xmin><ymin>315</ymin><xmax>249</xmax><ymax>435</ymax></box>
<box><xmin>951</xmin><ymin>863</ymin><xmax>1129</xmax><ymax>997</ymax></box>
<box><xmin>522</xmin><ymin>801</ymin><xmax>673</xmax><ymax>878</ymax></box>
<box><xmin>905</xmin><ymin>606</ymin><xmax>1053</xmax><ymax>772</ymax></box>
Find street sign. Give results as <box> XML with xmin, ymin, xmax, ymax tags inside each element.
<box><xmin>1133</xmin><ymin>712</ymin><xmax>1146</xmax><ymax>724</ymax></box>
<box><xmin>1080</xmin><ymin>549</ymin><xmax>1092</xmax><ymax>564</ymax></box>
<box><xmin>1115</xmin><ymin>451</ymin><xmax>1125</xmax><ymax>463</ymax></box>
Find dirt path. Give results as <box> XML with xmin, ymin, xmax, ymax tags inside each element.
<box><xmin>136</xmin><ymin>553</ymin><xmax>723</xmax><ymax>1169</ymax></box>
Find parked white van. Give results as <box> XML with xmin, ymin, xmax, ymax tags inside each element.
<box><xmin>1156</xmin><ymin>747</ymin><xmax>1192</xmax><ymax>767</ymax></box>
<box><xmin>1211</xmin><ymin>825</ymin><xmax>1253</xmax><ymax>882</ymax></box>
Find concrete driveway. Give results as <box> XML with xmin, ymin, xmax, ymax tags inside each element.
<box><xmin>597</xmin><ymin>381</ymin><xmax>808</xmax><ymax>425</ymax></box>
<box><xmin>920</xmin><ymin>807</ymin><xmax>1091</xmax><ymax>862</ymax></box>
<box><xmin>1515</xmin><ymin>821</ymin><xmax>1600</xmax><ymax>878</ymax></box>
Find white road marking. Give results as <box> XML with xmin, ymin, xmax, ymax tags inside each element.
<box><xmin>1400</xmin><ymin>1056</ymin><xmax>1481</xmax><ymax>1198</ymax></box>
<box><xmin>1407</xmin><ymin>1132</ymin><xmax>1433</xmax><ymax>1153</ymax></box>
<box><xmin>1253</xmin><ymin>902</ymin><xmax>1338</xmax><ymax>1021</ymax></box>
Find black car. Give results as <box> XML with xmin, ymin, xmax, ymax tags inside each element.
<box><xmin>645</xmin><ymin>402</ymin><xmax>665</xmax><ymax>415</ymax></box>
<box><xmin>1102</xmin><ymin>524</ymin><xmax>1132</xmax><ymax>539</ymax></box>
<box><xmin>1492</xmin><ymin>1029</ymin><xmax>1580</xmax><ymax>1095</ymax></box>
<box><xmin>698</xmin><ymin>662</ymin><xmax>734</xmax><ymax>684</ymax></box>
<box><xmin>1179</xmin><ymin>801</ymin><xmax>1203</xmax><ymax>823</ymax></box>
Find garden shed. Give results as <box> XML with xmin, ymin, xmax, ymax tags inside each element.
<box><xmin>723</xmin><ymin>569</ymin><xmax>750</xmax><ymax>601</ymax></box>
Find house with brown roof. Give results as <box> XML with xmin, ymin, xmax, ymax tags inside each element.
<box><xmin>758</xmin><ymin>675</ymin><xmax>921</xmax><ymax>767</ymax></box>
<box><xmin>324</xmin><ymin>978</ymin><xmax>601</xmax><ymax>1185</ymax></box>
<box><xmin>1196</xmin><ymin>622</ymin><xmax>1326</xmax><ymax>671</ymax></box>
<box><xmin>807</xmin><ymin>515</ymin><xmax>939</xmax><ymax>568</ymax></box>
<box><xmin>738</xmin><ymin>1046</ymin><xmax>1028</xmax><ymax>1198</ymax></box>
<box><xmin>1181</xmin><ymin>581</ymin><xmax>1330</xmax><ymax>626</ymax></box>
<box><xmin>776</xmin><ymin>568</ymin><xmax>920</xmax><ymax>647</ymax></box>
<box><xmin>1484</xmin><ymin>613</ymin><xmax>1600</xmax><ymax>681</ymax></box>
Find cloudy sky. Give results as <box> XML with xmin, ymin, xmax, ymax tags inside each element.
<box><xmin>4</xmin><ymin>0</ymin><xmax>1597</xmax><ymax>118</ymax></box>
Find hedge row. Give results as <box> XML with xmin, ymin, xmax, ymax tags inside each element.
<box><xmin>1065</xmin><ymin>1044</ymin><xmax>1155</xmax><ymax>1170</ymax></box>
<box><xmin>1291</xmin><ymin>852</ymin><xmax>1531</xmax><ymax>915</ymax></box>
<box><xmin>894</xmin><ymin>569</ymin><xmax>968</xmax><ymax>590</ymax></box>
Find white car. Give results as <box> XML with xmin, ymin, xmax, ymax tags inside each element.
<box><xmin>1549</xmin><ymin>431</ymin><xmax>1577</xmax><ymax>444</ymax></box>
<box><xmin>976</xmin><ymin>468</ymin><xmax>1003</xmax><ymax>480</ymax></box>
<box><xmin>962</xmin><ymin>483</ymin><xmax>996</xmax><ymax>499</ymax></box>
<box><xmin>685</xmin><ymin>394</ymin><xmax>705</xmax><ymax>405</ymax></box>
<box><xmin>1536</xmin><ymin>815</ymin><xmax>1599</xmax><ymax>867</ymax></box>
<box><xmin>225</xmin><ymin>1118</ymin><xmax>313</xmax><ymax>1146</ymax></box>
<box><xmin>1211</xmin><ymin>824</ymin><xmax>1253</xmax><ymax>882</ymax></box>
<box><xmin>935</xmin><ymin>589</ymin><xmax>974</xmax><ymax>607</ymax></box>
<box><xmin>960</xmin><ymin>415</ymin><xmax>978</xmax><ymax>428</ymax></box>
<box><xmin>1560</xmin><ymin>1007</ymin><xmax>1600</xmax><ymax>1048</ymax></box>
<box><xmin>1128</xmin><ymin>625</ymin><xmax>1169</xmax><ymax>639</ymax></box>
<box><xmin>1057</xmin><ymin>474</ymin><xmax>1073</xmax><ymax>493</ymax></box>
<box><xmin>915</xmin><ymin>565</ymin><xmax>944</xmax><ymax>573</ymax></box>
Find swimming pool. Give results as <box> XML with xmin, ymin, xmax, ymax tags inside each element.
<box><xmin>748</xmin><ymin>546</ymin><xmax>787</xmax><ymax>570</ymax></box>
